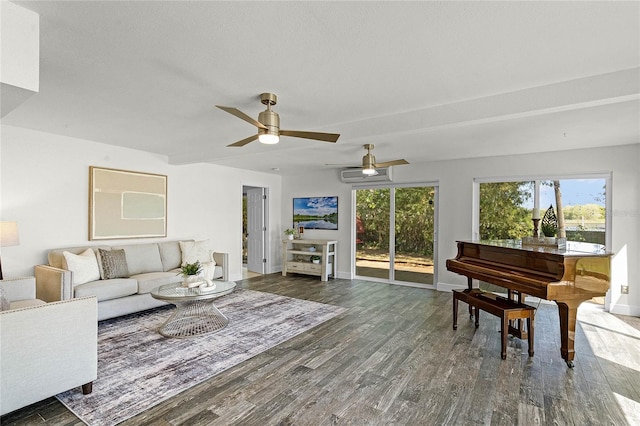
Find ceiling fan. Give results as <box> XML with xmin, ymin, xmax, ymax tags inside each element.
<box><xmin>215</xmin><ymin>93</ymin><xmax>340</xmax><ymax>147</ymax></box>
<box><xmin>326</xmin><ymin>144</ymin><xmax>409</xmax><ymax>175</ymax></box>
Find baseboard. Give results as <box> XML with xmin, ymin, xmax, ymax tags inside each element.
<box><xmin>609</xmin><ymin>303</ymin><xmax>640</xmax><ymax>317</ymax></box>
<box><xmin>335</xmin><ymin>271</ymin><xmax>351</xmax><ymax>280</ymax></box>
<box><xmin>436</xmin><ymin>282</ymin><xmax>467</xmax><ymax>292</ymax></box>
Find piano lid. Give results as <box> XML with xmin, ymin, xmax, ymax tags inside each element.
<box><xmin>460</xmin><ymin>239</ymin><xmax>611</xmax><ymax>257</ymax></box>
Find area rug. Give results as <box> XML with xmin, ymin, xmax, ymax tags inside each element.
<box><xmin>56</xmin><ymin>289</ymin><xmax>346</xmax><ymax>426</ymax></box>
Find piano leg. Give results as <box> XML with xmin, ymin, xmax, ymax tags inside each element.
<box><xmin>467</xmin><ymin>277</ymin><xmax>473</xmax><ymax>318</ymax></box>
<box><xmin>453</xmin><ymin>293</ymin><xmax>458</xmax><ymax>330</ymax></box>
<box><xmin>555</xmin><ymin>300</ymin><xmax>579</xmax><ymax>368</ymax></box>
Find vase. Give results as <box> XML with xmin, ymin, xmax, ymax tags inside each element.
<box><xmin>287</xmin><ymin>234</ymin><xmax>294</xmax><ymax>240</ymax></box>
<box><xmin>182</xmin><ymin>275</ymin><xmax>201</xmax><ymax>288</ymax></box>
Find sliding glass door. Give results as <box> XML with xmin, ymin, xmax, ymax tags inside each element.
<box><xmin>394</xmin><ymin>187</ymin><xmax>435</xmax><ymax>285</ymax></box>
<box><xmin>355</xmin><ymin>185</ymin><xmax>436</xmax><ymax>286</ymax></box>
<box><xmin>355</xmin><ymin>188</ymin><xmax>390</xmax><ymax>280</ymax></box>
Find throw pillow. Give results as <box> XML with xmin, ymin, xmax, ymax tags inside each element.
<box><xmin>180</xmin><ymin>240</ymin><xmax>215</xmax><ymax>266</ymax></box>
<box><xmin>63</xmin><ymin>249</ymin><xmax>100</xmax><ymax>285</ymax></box>
<box><xmin>98</xmin><ymin>248</ymin><xmax>129</xmax><ymax>279</ymax></box>
<box><xmin>0</xmin><ymin>287</ymin><xmax>10</xmax><ymax>311</ymax></box>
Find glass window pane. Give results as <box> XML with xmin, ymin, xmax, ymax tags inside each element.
<box><xmin>394</xmin><ymin>187</ymin><xmax>435</xmax><ymax>285</ymax></box>
<box><xmin>479</xmin><ymin>178</ymin><xmax>606</xmax><ymax>245</ymax></box>
<box><xmin>355</xmin><ymin>188</ymin><xmax>390</xmax><ymax>279</ymax></box>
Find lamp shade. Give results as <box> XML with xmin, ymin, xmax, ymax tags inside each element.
<box><xmin>0</xmin><ymin>221</ymin><xmax>20</xmax><ymax>247</ymax></box>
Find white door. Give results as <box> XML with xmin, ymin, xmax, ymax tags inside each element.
<box><xmin>246</xmin><ymin>187</ymin><xmax>265</xmax><ymax>274</ymax></box>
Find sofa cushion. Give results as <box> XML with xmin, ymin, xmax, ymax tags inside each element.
<box><xmin>113</xmin><ymin>244</ymin><xmax>163</xmax><ymax>275</ymax></box>
<box><xmin>63</xmin><ymin>249</ymin><xmax>100</xmax><ymax>285</ymax></box>
<box><xmin>180</xmin><ymin>240</ymin><xmax>214</xmax><ymax>265</ymax></box>
<box><xmin>158</xmin><ymin>241</ymin><xmax>183</xmax><ymax>272</ymax></box>
<box><xmin>98</xmin><ymin>249</ymin><xmax>129</xmax><ymax>279</ymax></box>
<box><xmin>74</xmin><ymin>279</ymin><xmax>138</xmax><ymax>302</ymax></box>
<box><xmin>131</xmin><ymin>272</ymin><xmax>183</xmax><ymax>294</ymax></box>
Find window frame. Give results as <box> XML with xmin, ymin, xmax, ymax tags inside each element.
<box><xmin>472</xmin><ymin>172</ymin><xmax>612</xmax><ymax>248</ymax></box>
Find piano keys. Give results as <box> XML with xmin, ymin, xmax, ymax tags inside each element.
<box><xmin>446</xmin><ymin>239</ymin><xmax>612</xmax><ymax>367</ymax></box>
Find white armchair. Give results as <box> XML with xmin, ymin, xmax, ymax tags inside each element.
<box><xmin>0</xmin><ymin>276</ymin><xmax>46</xmax><ymax>309</ymax></box>
<box><xmin>0</xmin><ymin>277</ymin><xmax>98</xmax><ymax>416</ymax></box>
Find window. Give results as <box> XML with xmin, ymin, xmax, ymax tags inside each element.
<box><xmin>477</xmin><ymin>176</ymin><xmax>608</xmax><ymax>246</ymax></box>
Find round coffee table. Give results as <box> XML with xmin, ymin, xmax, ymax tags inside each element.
<box><xmin>150</xmin><ymin>281</ymin><xmax>236</xmax><ymax>338</ymax></box>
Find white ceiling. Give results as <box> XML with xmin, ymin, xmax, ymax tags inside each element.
<box><xmin>4</xmin><ymin>1</ymin><xmax>639</xmax><ymax>175</ymax></box>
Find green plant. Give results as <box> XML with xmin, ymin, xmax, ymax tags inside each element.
<box><xmin>178</xmin><ymin>261</ymin><xmax>203</xmax><ymax>277</ymax></box>
<box><xmin>310</xmin><ymin>255</ymin><xmax>321</xmax><ymax>262</ymax></box>
<box><xmin>284</xmin><ymin>228</ymin><xmax>296</xmax><ymax>236</ymax></box>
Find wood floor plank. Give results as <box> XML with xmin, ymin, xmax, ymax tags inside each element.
<box><xmin>3</xmin><ymin>274</ymin><xmax>639</xmax><ymax>425</ymax></box>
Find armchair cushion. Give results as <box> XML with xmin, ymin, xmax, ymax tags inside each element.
<box><xmin>9</xmin><ymin>299</ymin><xmax>46</xmax><ymax>309</ymax></box>
<box><xmin>2</xmin><ymin>277</ymin><xmax>36</xmax><ymax>300</ymax></box>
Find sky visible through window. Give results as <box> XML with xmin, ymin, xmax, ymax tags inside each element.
<box><xmin>523</xmin><ymin>179</ymin><xmax>605</xmax><ymax>209</ymax></box>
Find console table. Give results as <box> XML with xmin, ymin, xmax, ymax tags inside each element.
<box><xmin>282</xmin><ymin>239</ymin><xmax>337</xmax><ymax>281</ymax></box>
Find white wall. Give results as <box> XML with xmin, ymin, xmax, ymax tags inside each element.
<box><xmin>2</xmin><ymin>124</ymin><xmax>637</xmax><ymax>315</ymax></box>
<box><xmin>282</xmin><ymin>144</ymin><xmax>640</xmax><ymax>316</ymax></box>
<box><xmin>0</xmin><ymin>125</ymin><xmax>281</xmax><ymax>282</ymax></box>
<box><xmin>280</xmin><ymin>171</ymin><xmax>353</xmax><ymax>279</ymax></box>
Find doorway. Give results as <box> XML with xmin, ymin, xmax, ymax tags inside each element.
<box><xmin>243</xmin><ymin>186</ymin><xmax>267</xmax><ymax>278</ymax></box>
<box><xmin>354</xmin><ymin>184</ymin><xmax>437</xmax><ymax>287</ymax></box>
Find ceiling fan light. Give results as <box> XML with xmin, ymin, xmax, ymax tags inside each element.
<box><xmin>258</xmin><ymin>133</ymin><xmax>279</xmax><ymax>144</ymax></box>
<box><xmin>362</xmin><ymin>167</ymin><xmax>377</xmax><ymax>176</ymax></box>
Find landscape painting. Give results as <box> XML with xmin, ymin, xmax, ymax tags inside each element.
<box><xmin>293</xmin><ymin>196</ymin><xmax>338</xmax><ymax>230</ymax></box>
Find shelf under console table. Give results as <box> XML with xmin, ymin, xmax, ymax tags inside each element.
<box><xmin>282</xmin><ymin>239</ymin><xmax>337</xmax><ymax>281</ymax></box>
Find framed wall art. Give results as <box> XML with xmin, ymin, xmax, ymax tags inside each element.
<box><xmin>293</xmin><ymin>196</ymin><xmax>338</xmax><ymax>230</ymax></box>
<box><xmin>89</xmin><ymin>166</ymin><xmax>167</xmax><ymax>240</ymax></box>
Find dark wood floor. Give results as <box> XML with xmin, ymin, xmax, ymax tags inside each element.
<box><xmin>3</xmin><ymin>274</ymin><xmax>640</xmax><ymax>425</ymax></box>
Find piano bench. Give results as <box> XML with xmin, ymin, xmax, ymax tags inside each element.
<box><xmin>452</xmin><ymin>289</ymin><xmax>535</xmax><ymax>360</ymax></box>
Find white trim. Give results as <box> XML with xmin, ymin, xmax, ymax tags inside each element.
<box><xmin>472</xmin><ymin>172</ymin><xmax>612</xmax><ymax>247</ymax></box>
<box><xmin>609</xmin><ymin>303</ymin><xmax>640</xmax><ymax>317</ymax></box>
<box><xmin>436</xmin><ymin>281</ymin><xmax>467</xmax><ymax>292</ymax></box>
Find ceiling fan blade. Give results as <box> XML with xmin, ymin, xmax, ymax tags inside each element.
<box><xmin>374</xmin><ymin>159</ymin><xmax>409</xmax><ymax>168</ymax></box>
<box><xmin>215</xmin><ymin>105</ymin><xmax>268</xmax><ymax>130</ymax></box>
<box><xmin>280</xmin><ymin>130</ymin><xmax>340</xmax><ymax>143</ymax></box>
<box><xmin>324</xmin><ymin>163</ymin><xmax>361</xmax><ymax>167</ymax></box>
<box><xmin>227</xmin><ymin>134</ymin><xmax>259</xmax><ymax>147</ymax></box>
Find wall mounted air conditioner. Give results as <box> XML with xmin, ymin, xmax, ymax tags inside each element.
<box><xmin>340</xmin><ymin>167</ymin><xmax>393</xmax><ymax>183</ymax></box>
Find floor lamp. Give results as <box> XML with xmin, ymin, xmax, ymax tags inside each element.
<box><xmin>0</xmin><ymin>221</ymin><xmax>20</xmax><ymax>280</ymax></box>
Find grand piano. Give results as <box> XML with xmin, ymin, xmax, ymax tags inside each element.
<box><xmin>446</xmin><ymin>239</ymin><xmax>612</xmax><ymax>367</ymax></box>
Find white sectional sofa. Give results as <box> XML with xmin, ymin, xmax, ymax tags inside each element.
<box><xmin>35</xmin><ymin>240</ymin><xmax>229</xmax><ymax>321</ymax></box>
<box><xmin>0</xmin><ymin>277</ymin><xmax>97</xmax><ymax>416</ymax></box>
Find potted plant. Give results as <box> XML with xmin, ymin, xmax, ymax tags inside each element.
<box><xmin>310</xmin><ymin>255</ymin><xmax>321</xmax><ymax>264</ymax></box>
<box><xmin>284</xmin><ymin>228</ymin><xmax>296</xmax><ymax>240</ymax></box>
<box><xmin>178</xmin><ymin>261</ymin><xmax>203</xmax><ymax>287</ymax></box>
